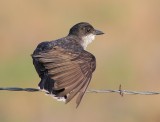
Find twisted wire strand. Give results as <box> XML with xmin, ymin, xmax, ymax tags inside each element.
<box><xmin>86</xmin><ymin>89</ymin><xmax>160</xmax><ymax>95</ymax></box>
<box><xmin>1</xmin><ymin>86</ymin><xmax>160</xmax><ymax>95</ymax></box>
<box><xmin>0</xmin><ymin>87</ymin><xmax>40</xmax><ymax>92</ymax></box>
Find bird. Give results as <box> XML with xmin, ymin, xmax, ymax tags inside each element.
<box><xmin>32</xmin><ymin>22</ymin><xmax>104</xmax><ymax>107</ymax></box>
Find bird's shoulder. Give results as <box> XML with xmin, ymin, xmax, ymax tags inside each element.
<box><xmin>32</xmin><ymin>36</ymin><xmax>96</xmax><ymax>72</ymax></box>
<box><xmin>33</xmin><ymin>36</ymin><xmax>83</xmax><ymax>55</ymax></box>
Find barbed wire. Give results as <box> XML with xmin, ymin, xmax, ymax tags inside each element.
<box><xmin>1</xmin><ymin>85</ymin><xmax>160</xmax><ymax>96</ymax></box>
<box><xmin>0</xmin><ymin>87</ymin><xmax>40</xmax><ymax>92</ymax></box>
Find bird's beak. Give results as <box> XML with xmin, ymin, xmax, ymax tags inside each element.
<box><xmin>94</xmin><ymin>29</ymin><xmax>104</xmax><ymax>35</ymax></box>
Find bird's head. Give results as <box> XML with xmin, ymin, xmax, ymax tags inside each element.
<box><xmin>68</xmin><ymin>22</ymin><xmax>104</xmax><ymax>49</ymax></box>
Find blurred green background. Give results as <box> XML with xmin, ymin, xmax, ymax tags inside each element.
<box><xmin>0</xmin><ymin>0</ymin><xmax>160</xmax><ymax>122</ymax></box>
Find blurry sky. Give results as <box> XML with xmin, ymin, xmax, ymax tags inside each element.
<box><xmin>0</xmin><ymin>0</ymin><xmax>160</xmax><ymax>122</ymax></box>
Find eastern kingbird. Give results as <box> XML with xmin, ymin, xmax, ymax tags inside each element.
<box><xmin>32</xmin><ymin>22</ymin><xmax>104</xmax><ymax>107</ymax></box>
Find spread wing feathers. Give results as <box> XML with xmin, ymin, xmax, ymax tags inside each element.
<box><xmin>33</xmin><ymin>46</ymin><xmax>96</xmax><ymax>106</ymax></box>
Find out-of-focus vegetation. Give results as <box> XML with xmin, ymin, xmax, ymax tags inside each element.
<box><xmin>0</xmin><ymin>0</ymin><xmax>160</xmax><ymax>122</ymax></box>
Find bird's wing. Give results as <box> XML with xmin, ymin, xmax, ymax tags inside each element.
<box><xmin>33</xmin><ymin>46</ymin><xmax>96</xmax><ymax>107</ymax></box>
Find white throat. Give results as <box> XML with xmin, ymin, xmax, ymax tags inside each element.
<box><xmin>81</xmin><ymin>34</ymin><xmax>95</xmax><ymax>49</ymax></box>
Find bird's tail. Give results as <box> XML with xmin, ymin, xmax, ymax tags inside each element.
<box><xmin>38</xmin><ymin>76</ymin><xmax>53</xmax><ymax>93</ymax></box>
<box><xmin>38</xmin><ymin>75</ymin><xmax>66</xmax><ymax>102</ymax></box>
